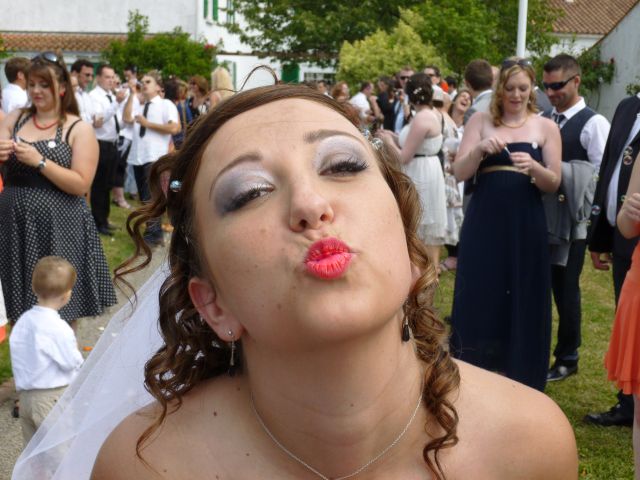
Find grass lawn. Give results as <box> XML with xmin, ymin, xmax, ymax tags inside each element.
<box><xmin>0</xmin><ymin>210</ymin><xmax>634</xmax><ymax>477</ymax></box>
<box><xmin>436</xmin><ymin>261</ymin><xmax>633</xmax><ymax>479</ymax></box>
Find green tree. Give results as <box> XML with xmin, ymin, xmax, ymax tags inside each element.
<box><xmin>401</xmin><ymin>2</ymin><xmax>499</xmax><ymax>74</ymax></box>
<box><xmin>485</xmin><ymin>0</ymin><xmax>561</xmax><ymax>59</ymax></box>
<box><xmin>102</xmin><ymin>11</ymin><xmax>216</xmax><ymax>79</ymax></box>
<box><xmin>226</xmin><ymin>0</ymin><xmax>424</xmax><ymax>67</ymax></box>
<box><xmin>0</xmin><ymin>36</ymin><xmax>9</xmax><ymax>60</ymax></box>
<box><xmin>337</xmin><ymin>21</ymin><xmax>448</xmax><ymax>87</ymax></box>
<box><xmin>403</xmin><ymin>0</ymin><xmax>561</xmax><ymax>74</ymax></box>
<box><xmin>226</xmin><ymin>1</ymin><xmax>560</xmax><ymax>70</ymax></box>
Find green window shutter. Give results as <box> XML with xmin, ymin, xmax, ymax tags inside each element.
<box><xmin>212</xmin><ymin>0</ymin><xmax>219</xmax><ymax>21</ymax></box>
<box><xmin>203</xmin><ymin>0</ymin><xmax>208</xmax><ymax>18</ymax></box>
<box><xmin>281</xmin><ymin>63</ymin><xmax>300</xmax><ymax>83</ymax></box>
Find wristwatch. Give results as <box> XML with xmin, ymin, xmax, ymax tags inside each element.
<box><xmin>37</xmin><ymin>157</ymin><xmax>46</xmax><ymax>171</ymax></box>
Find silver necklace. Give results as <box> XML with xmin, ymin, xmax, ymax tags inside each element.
<box><xmin>250</xmin><ymin>386</ymin><xmax>423</xmax><ymax>480</ymax></box>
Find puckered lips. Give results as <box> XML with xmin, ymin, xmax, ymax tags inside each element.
<box><xmin>304</xmin><ymin>237</ymin><xmax>353</xmax><ymax>280</ymax></box>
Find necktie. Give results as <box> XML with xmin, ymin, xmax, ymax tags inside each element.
<box><xmin>553</xmin><ymin>113</ymin><xmax>566</xmax><ymax>126</ymax></box>
<box><xmin>139</xmin><ymin>102</ymin><xmax>151</xmax><ymax>138</ymax></box>
<box><xmin>106</xmin><ymin>94</ymin><xmax>120</xmax><ymax>134</ymax></box>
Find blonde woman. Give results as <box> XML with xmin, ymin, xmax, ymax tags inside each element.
<box><xmin>450</xmin><ymin>58</ymin><xmax>561</xmax><ymax>391</ymax></box>
<box><xmin>209</xmin><ymin>66</ymin><xmax>234</xmax><ymax>108</ymax></box>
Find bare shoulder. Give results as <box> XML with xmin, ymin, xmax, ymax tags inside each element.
<box><xmin>90</xmin><ymin>402</ymin><xmax>165</xmax><ymax>480</ymax></box>
<box><xmin>534</xmin><ymin>113</ymin><xmax>559</xmax><ymax>132</ymax></box>
<box><xmin>91</xmin><ymin>376</ymin><xmax>251</xmax><ymax>480</ymax></box>
<box><xmin>455</xmin><ymin>361</ymin><xmax>578</xmax><ymax>479</ymax></box>
<box><xmin>67</xmin><ymin>118</ymin><xmax>96</xmax><ymax>143</ymax></box>
<box><xmin>1</xmin><ymin>108</ymin><xmax>24</xmax><ymax>134</ymax></box>
<box><xmin>467</xmin><ymin>110</ymin><xmax>491</xmax><ymax>127</ymax></box>
<box><xmin>414</xmin><ymin>107</ymin><xmax>440</xmax><ymax>126</ymax></box>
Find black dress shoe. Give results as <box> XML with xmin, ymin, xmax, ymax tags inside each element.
<box><xmin>584</xmin><ymin>403</ymin><xmax>633</xmax><ymax>427</ymax></box>
<box><xmin>97</xmin><ymin>226</ymin><xmax>114</xmax><ymax>236</ymax></box>
<box><xmin>547</xmin><ymin>364</ymin><xmax>578</xmax><ymax>382</ymax></box>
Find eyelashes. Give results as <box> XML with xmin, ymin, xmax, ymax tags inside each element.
<box><xmin>221</xmin><ymin>156</ymin><xmax>369</xmax><ymax>214</ymax></box>
<box><xmin>224</xmin><ymin>183</ymin><xmax>274</xmax><ymax>213</ymax></box>
<box><xmin>321</xmin><ymin>156</ymin><xmax>369</xmax><ymax>176</ymax></box>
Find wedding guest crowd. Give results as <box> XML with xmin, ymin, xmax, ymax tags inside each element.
<box><xmin>1</xmin><ymin>47</ymin><xmax>638</xmax><ymax>475</ymax></box>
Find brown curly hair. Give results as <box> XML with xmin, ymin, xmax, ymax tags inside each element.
<box><xmin>116</xmin><ymin>84</ymin><xmax>460</xmax><ymax>479</ymax></box>
<box><xmin>490</xmin><ymin>57</ymin><xmax>538</xmax><ymax>127</ymax></box>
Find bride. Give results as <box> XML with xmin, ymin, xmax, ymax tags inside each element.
<box><xmin>14</xmin><ymin>84</ymin><xmax>577</xmax><ymax>480</ymax></box>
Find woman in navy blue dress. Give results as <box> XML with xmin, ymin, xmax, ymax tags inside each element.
<box><xmin>450</xmin><ymin>59</ymin><xmax>562</xmax><ymax>391</ymax></box>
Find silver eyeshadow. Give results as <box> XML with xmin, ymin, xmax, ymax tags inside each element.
<box><xmin>212</xmin><ymin>135</ymin><xmax>370</xmax><ymax>215</ymax></box>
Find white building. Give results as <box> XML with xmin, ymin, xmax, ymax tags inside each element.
<box><xmin>594</xmin><ymin>2</ymin><xmax>640</xmax><ymax>120</ymax></box>
<box><xmin>0</xmin><ymin>0</ymin><xmax>334</xmax><ymax>87</ymax></box>
<box><xmin>548</xmin><ymin>0</ymin><xmax>639</xmax><ymax>57</ymax></box>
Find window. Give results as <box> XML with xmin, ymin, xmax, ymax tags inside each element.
<box><xmin>212</xmin><ymin>0</ymin><xmax>219</xmax><ymax>21</ymax></box>
<box><xmin>226</xmin><ymin>0</ymin><xmax>236</xmax><ymax>25</ymax></box>
<box><xmin>204</xmin><ymin>0</ymin><xmax>219</xmax><ymax>21</ymax></box>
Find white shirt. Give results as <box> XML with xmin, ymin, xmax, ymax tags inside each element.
<box><xmin>472</xmin><ymin>89</ymin><xmax>492</xmax><ymax>108</ymax></box>
<box><xmin>552</xmin><ymin>97</ymin><xmax>610</xmax><ymax>172</ymax></box>
<box><xmin>75</xmin><ymin>88</ymin><xmax>95</xmax><ymax>125</ymax></box>
<box><xmin>118</xmin><ymin>89</ymin><xmax>134</xmax><ymax>141</ymax></box>
<box><xmin>9</xmin><ymin>306</ymin><xmax>83</xmax><ymax>391</ymax></box>
<box><xmin>606</xmin><ymin>99</ymin><xmax>640</xmax><ymax>226</ymax></box>
<box><xmin>89</xmin><ymin>85</ymin><xmax>121</xmax><ymax>141</ymax></box>
<box><xmin>129</xmin><ymin>94</ymin><xmax>179</xmax><ymax>166</ymax></box>
<box><xmin>349</xmin><ymin>92</ymin><xmax>371</xmax><ymax>120</ymax></box>
<box><xmin>1</xmin><ymin>83</ymin><xmax>28</xmax><ymax>114</ymax></box>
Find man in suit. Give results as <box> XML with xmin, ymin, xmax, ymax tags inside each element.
<box><xmin>463</xmin><ymin>59</ymin><xmax>493</xmax><ymax>124</ymax></box>
<box><xmin>586</xmin><ymin>92</ymin><xmax>640</xmax><ymax>426</ymax></box>
<box><xmin>542</xmin><ymin>54</ymin><xmax>610</xmax><ymax>382</ymax></box>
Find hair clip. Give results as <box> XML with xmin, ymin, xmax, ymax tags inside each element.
<box><xmin>361</xmin><ymin>129</ymin><xmax>383</xmax><ymax>150</ymax></box>
<box><xmin>371</xmin><ymin>138</ymin><xmax>383</xmax><ymax>150</ymax></box>
<box><xmin>169</xmin><ymin>180</ymin><xmax>182</xmax><ymax>192</ymax></box>
<box><xmin>412</xmin><ymin>87</ymin><xmax>423</xmax><ymax>95</ymax></box>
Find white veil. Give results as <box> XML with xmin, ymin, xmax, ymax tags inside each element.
<box><xmin>12</xmin><ymin>263</ymin><xmax>168</xmax><ymax>479</ymax></box>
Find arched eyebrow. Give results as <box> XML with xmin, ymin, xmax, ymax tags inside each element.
<box><xmin>208</xmin><ymin>130</ymin><xmax>364</xmax><ymax>199</ymax></box>
<box><xmin>303</xmin><ymin>129</ymin><xmax>362</xmax><ymax>144</ymax></box>
<box><xmin>209</xmin><ymin>151</ymin><xmax>262</xmax><ymax>199</ymax></box>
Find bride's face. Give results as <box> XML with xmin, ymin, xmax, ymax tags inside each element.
<box><xmin>190</xmin><ymin>98</ymin><xmax>415</xmax><ymax>351</ymax></box>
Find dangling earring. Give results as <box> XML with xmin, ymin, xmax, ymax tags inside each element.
<box><xmin>228</xmin><ymin>329</ymin><xmax>237</xmax><ymax>377</ymax></box>
<box><xmin>402</xmin><ymin>317</ymin><xmax>411</xmax><ymax>342</ymax></box>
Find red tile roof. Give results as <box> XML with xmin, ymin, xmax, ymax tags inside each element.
<box><xmin>0</xmin><ymin>32</ymin><xmax>128</xmax><ymax>54</ymax></box>
<box><xmin>549</xmin><ymin>0</ymin><xmax>639</xmax><ymax>35</ymax></box>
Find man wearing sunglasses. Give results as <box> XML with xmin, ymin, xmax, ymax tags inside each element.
<box><xmin>541</xmin><ymin>54</ymin><xmax>610</xmax><ymax>385</ymax></box>
<box><xmin>393</xmin><ymin>66</ymin><xmax>414</xmax><ymax>133</ymax></box>
<box><xmin>586</xmin><ymin>90</ymin><xmax>640</xmax><ymax>427</ymax></box>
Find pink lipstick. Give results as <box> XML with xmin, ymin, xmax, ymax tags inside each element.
<box><xmin>304</xmin><ymin>238</ymin><xmax>353</xmax><ymax>280</ymax></box>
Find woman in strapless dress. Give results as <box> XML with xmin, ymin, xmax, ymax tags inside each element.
<box><xmin>450</xmin><ymin>58</ymin><xmax>562</xmax><ymax>391</ymax></box>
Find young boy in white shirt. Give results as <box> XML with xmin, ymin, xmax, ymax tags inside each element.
<box><xmin>10</xmin><ymin>256</ymin><xmax>84</xmax><ymax>444</ymax></box>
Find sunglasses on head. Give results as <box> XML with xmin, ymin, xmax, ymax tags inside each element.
<box><xmin>32</xmin><ymin>51</ymin><xmax>63</xmax><ymax>68</ymax></box>
<box><xmin>501</xmin><ymin>58</ymin><xmax>532</xmax><ymax>70</ymax></box>
<box><xmin>542</xmin><ymin>75</ymin><xmax>578</xmax><ymax>91</ymax></box>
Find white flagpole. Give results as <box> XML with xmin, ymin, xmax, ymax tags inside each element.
<box><xmin>516</xmin><ymin>0</ymin><xmax>529</xmax><ymax>57</ymax></box>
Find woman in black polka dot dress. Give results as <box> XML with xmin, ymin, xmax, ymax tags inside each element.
<box><xmin>0</xmin><ymin>52</ymin><xmax>116</xmax><ymax>323</ymax></box>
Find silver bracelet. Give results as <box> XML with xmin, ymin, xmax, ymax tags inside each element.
<box><xmin>37</xmin><ymin>157</ymin><xmax>46</xmax><ymax>171</ymax></box>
